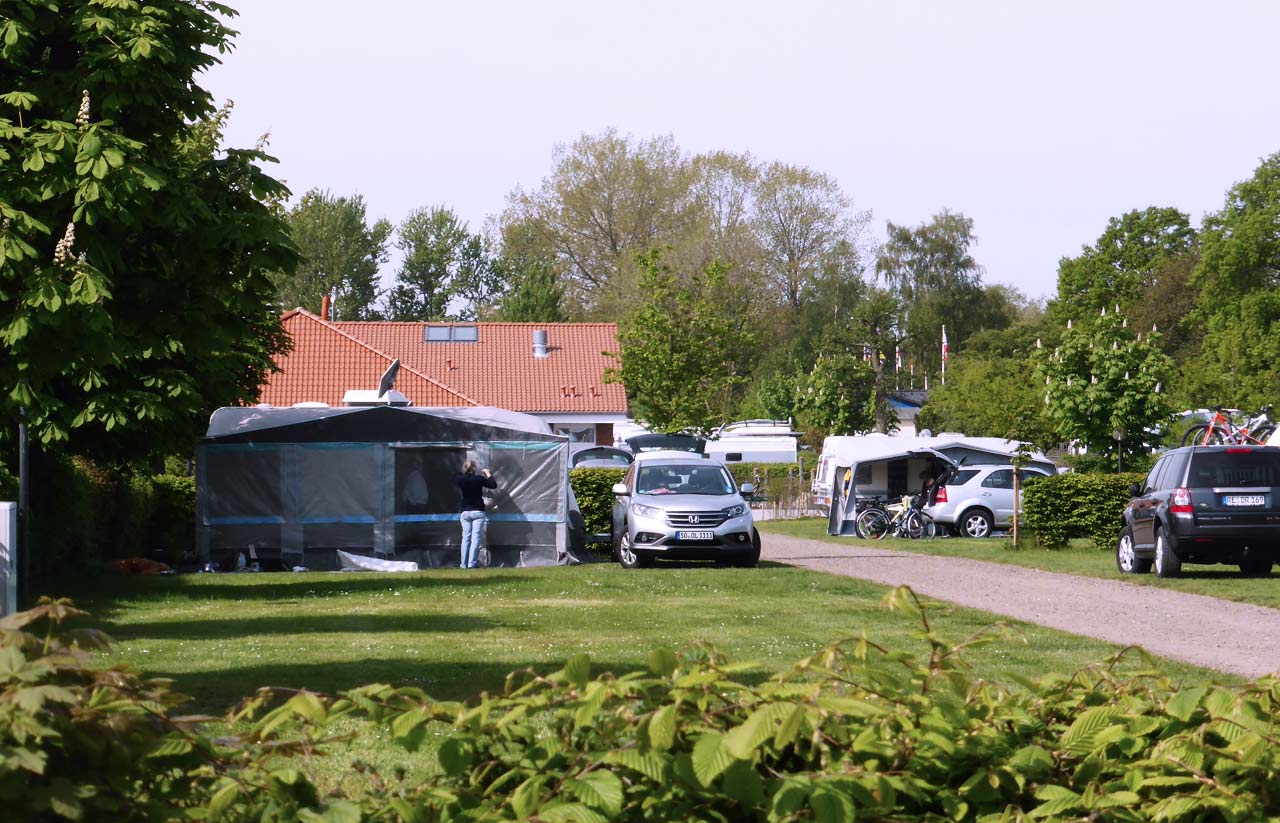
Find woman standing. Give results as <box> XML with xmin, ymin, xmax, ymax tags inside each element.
<box><xmin>455</xmin><ymin>459</ymin><xmax>496</xmax><ymax>568</ymax></box>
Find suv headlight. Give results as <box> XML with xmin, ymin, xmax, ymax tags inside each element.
<box><xmin>632</xmin><ymin>503</ymin><xmax>664</xmax><ymax>520</ymax></box>
<box><xmin>723</xmin><ymin>504</ymin><xmax>746</xmax><ymax>518</ymax></box>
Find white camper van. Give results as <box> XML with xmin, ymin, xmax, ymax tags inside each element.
<box><xmin>705</xmin><ymin>419</ymin><xmax>801</xmax><ymax>463</ymax></box>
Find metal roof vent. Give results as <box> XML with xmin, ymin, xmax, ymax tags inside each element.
<box><xmin>532</xmin><ymin>329</ymin><xmax>549</xmax><ymax>358</ymax></box>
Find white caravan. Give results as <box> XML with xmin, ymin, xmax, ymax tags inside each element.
<box><xmin>811</xmin><ymin>434</ymin><xmax>1057</xmax><ymax>515</ymax></box>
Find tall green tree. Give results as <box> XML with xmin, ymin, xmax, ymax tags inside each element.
<box><xmin>846</xmin><ymin>288</ymin><xmax>910</xmax><ymax>433</ymax></box>
<box><xmin>753</xmin><ymin>162</ymin><xmax>869</xmax><ymax>312</ymax></box>
<box><xmin>503</xmin><ymin>130</ymin><xmax>693</xmax><ymax>317</ymax></box>
<box><xmin>876</xmin><ymin>211</ymin><xmax>988</xmax><ymax>379</ymax></box>
<box><xmin>492</xmin><ymin>218</ymin><xmax>566</xmax><ymax>322</ymax></box>
<box><xmin>493</xmin><ymin>266</ymin><xmax>566</xmax><ymax>322</ymax></box>
<box><xmin>1</xmin><ymin>0</ymin><xmax>296</xmax><ymax>461</ymax></box>
<box><xmin>385</xmin><ymin>206</ymin><xmax>501</xmax><ymax>321</ymax></box>
<box><xmin>274</xmin><ymin>189</ymin><xmax>390</xmax><ymax>320</ymax></box>
<box><xmin>1181</xmin><ymin>153</ymin><xmax>1280</xmax><ymax>409</ymax></box>
<box><xmin>606</xmin><ymin>252</ymin><xmax>757</xmax><ymax>433</ymax></box>
<box><xmin>794</xmin><ymin>352</ymin><xmax>877</xmax><ymax>437</ymax></box>
<box><xmin>1035</xmin><ymin>313</ymin><xmax>1173</xmax><ymax>467</ymax></box>
<box><xmin>916</xmin><ymin>317</ymin><xmax>1061</xmax><ymax>449</ymax></box>
<box><xmin>1049</xmin><ymin>206</ymin><xmax>1196</xmax><ymax>324</ymax></box>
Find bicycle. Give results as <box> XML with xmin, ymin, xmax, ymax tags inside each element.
<box><xmin>1181</xmin><ymin>406</ymin><xmax>1274</xmax><ymax>446</ymax></box>
<box><xmin>856</xmin><ymin>494</ymin><xmax>936</xmax><ymax>539</ymax></box>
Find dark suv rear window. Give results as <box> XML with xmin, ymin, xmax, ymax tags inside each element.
<box><xmin>1187</xmin><ymin>450</ymin><xmax>1280</xmax><ymax>488</ymax></box>
<box><xmin>947</xmin><ymin>470</ymin><xmax>979</xmax><ymax>486</ymax></box>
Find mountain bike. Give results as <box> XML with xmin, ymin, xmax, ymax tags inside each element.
<box><xmin>1181</xmin><ymin>406</ymin><xmax>1274</xmax><ymax>446</ymax></box>
<box><xmin>856</xmin><ymin>495</ymin><xmax>936</xmax><ymax>539</ymax></box>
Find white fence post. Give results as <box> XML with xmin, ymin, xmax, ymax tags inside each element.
<box><xmin>0</xmin><ymin>502</ymin><xmax>16</xmax><ymax>617</ymax></box>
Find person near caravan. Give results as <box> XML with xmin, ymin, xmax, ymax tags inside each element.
<box><xmin>918</xmin><ymin>470</ymin><xmax>939</xmax><ymax>506</ymax></box>
<box><xmin>455</xmin><ymin>459</ymin><xmax>497</xmax><ymax>568</ymax></box>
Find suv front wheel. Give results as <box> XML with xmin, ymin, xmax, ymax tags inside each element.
<box><xmin>1115</xmin><ymin>525</ymin><xmax>1151</xmax><ymax>574</ymax></box>
<box><xmin>617</xmin><ymin>527</ymin><xmax>650</xmax><ymax>569</ymax></box>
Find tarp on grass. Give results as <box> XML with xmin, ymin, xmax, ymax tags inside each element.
<box><xmin>196</xmin><ymin>405</ymin><xmax>575</xmax><ymax>571</ymax></box>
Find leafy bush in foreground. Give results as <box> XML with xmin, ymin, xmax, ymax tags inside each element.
<box><xmin>3</xmin><ymin>592</ymin><xmax>1278</xmax><ymax>821</ymax></box>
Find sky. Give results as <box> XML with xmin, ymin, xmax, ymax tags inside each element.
<box><xmin>204</xmin><ymin>1</ymin><xmax>1280</xmax><ymax>302</ymax></box>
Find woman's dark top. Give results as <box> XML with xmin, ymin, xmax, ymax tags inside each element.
<box><xmin>456</xmin><ymin>472</ymin><xmax>497</xmax><ymax>512</ymax></box>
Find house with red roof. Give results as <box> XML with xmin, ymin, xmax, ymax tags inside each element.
<box><xmin>257</xmin><ymin>309</ymin><xmax>630</xmax><ymax>450</ymax></box>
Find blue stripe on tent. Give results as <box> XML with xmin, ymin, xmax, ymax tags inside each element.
<box><xmin>491</xmin><ymin>441</ymin><xmax>563</xmax><ymax>450</ymax></box>
<box><xmin>393</xmin><ymin>513</ymin><xmax>560</xmax><ymax>523</ymax></box>
<box><xmin>207</xmin><ymin>516</ymin><xmax>286</xmax><ymax>525</ymax></box>
<box><xmin>490</xmin><ymin>513</ymin><xmax>559</xmax><ymax>522</ymax></box>
<box><xmin>300</xmin><ymin>516</ymin><xmax>377</xmax><ymax>525</ymax></box>
<box><xmin>296</xmin><ymin>442</ymin><xmax>371</xmax><ymax>450</ymax></box>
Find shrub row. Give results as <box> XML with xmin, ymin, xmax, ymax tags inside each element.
<box><xmin>724</xmin><ymin>461</ymin><xmax>809</xmax><ymax>500</ymax></box>
<box><xmin>7</xmin><ymin>591</ymin><xmax>1280</xmax><ymax>822</ymax></box>
<box><xmin>1022</xmin><ymin>471</ymin><xmax>1147</xmax><ymax>549</ymax></box>
<box><xmin>17</xmin><ymin>453</ymin><xmax>195</xmax><ymax>584</ymax></box>
<box><xmin>568</xmin><ymin>467</ymin><xmax>627</xmax><ymax>537</ymax></box>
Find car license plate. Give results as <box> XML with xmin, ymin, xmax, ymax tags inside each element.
<box><xmin>1223</xmin><ymin>495</ymin><xmax>1265</xmax><ymax>506</ymax></box>
<box><xmin>678</xmin><ymin>530</ymin><xmax>714</xmax><ymax>541</ymax></box>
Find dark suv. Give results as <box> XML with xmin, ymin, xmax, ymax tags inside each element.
<box><xmin>1116</xmin><ymin>445</ymin><xmax>1280</xmax><ymax>578</ymax></box>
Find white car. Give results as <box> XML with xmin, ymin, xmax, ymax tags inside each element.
<box><xmin>924</xmin><ymin>465</ymin><xmax>1052</xmax><ymax>538</ymax></box>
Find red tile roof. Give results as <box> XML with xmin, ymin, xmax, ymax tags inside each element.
<box><xmin>259</xmin><ymin>311</ymin><xmax>478</xmax><ymax>407</ymax></box>
<box><xmin>335</xmin><ymin>320</ymin><xmax>627</xmax><ymax>413</ymax></box>
<box><xmin>257</xmin><ymin>311</ymin><xmax>628</xmax><ymax>414</ymax></box>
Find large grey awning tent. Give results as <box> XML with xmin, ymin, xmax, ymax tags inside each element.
<box><xmin>197</xmin><ymin>405</ymin><xmax>573</xmax><ymax>570</ymax></box>
<box><xmin>827</xmin><ymin>444</ymin><xmax>957</xmax><ymax>536</ymax></box>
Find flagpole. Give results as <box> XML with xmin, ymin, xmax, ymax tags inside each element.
<box><xmin>941</xmin><ymin>325</ymin><xmax>949</xmax><ymax>386</ymax></box>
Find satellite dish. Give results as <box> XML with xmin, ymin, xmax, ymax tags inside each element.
<box><xmin>378</xmin><ymin>359</ymin><xmax>401</xmax><ymax>398</ymax></box>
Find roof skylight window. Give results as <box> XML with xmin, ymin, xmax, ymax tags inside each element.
<box><xmin>424</xmin><ymin>325</ymin><xmax>477</xmax><ymax>342</ymax></box>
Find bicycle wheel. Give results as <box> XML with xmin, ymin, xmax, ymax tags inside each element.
<box><xmin>1181</xmin><ymin>424</ymin><xmax>1220</xmax><ymax>446</ymax></box>
<box><xmin>856</xmin><ymin>509</ymin><xmax>891</xmax><ymax>540</ymax></box>
<box><xmin>903</xmin><ymin>510</ymin><xmax>925</xmax><ymax>539</ymax></box>
<box><xmin>918</xmin><ymin>513</ymin><xmax>937</xmax><ymax>539</ymax></box>
<box><xmin>1251</xmin><ymin>424</ymin><xmax>1275</xmax><ymax>444</ymax></box>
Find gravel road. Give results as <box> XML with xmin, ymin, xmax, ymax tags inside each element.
<box><xmin>762</xmin><ymin>533</ymin><xmax>1280</xmax><ymax>679</ymax></box>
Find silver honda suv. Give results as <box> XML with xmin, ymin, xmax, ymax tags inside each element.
<box><xmin>610</xmin><ymin>452</ymin><xmax>759</xmax><ymax>568</ymax></box>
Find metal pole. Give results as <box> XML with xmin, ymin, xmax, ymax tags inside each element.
<box><xmin>17</xmin><ymin>407</ymin><xmax>29</xmax><ymax>608</ymax></box>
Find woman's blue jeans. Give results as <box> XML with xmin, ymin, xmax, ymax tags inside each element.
<box><xmin>459</xmin><ymin>510</ymin><xmax>487</xmax><ymax>568</ymax></box>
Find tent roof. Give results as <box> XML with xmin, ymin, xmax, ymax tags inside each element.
<box><xmin>823</xmin><ymin>434</ymin><xmax>1054</xmax><ymax>467</ymax></box>
<box><xmin>205</xmin><ymin>405</ymin><xmax>562</xmax><ymax>444</ymax></box>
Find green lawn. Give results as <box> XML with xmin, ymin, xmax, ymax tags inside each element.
<box><xmin>64</xmin><ymin>562</ymin><xmax>1230</xmax><ymax>719</ymax></box>
<box><xmin>759</xmin><ymin>518</ymin><xmax>1280</xmax><ymax>609</ymax></box>
<box><xmin>55</xmin><ymin>561</ymin><xmax>1236</xmax><ymax>792</ymax></box>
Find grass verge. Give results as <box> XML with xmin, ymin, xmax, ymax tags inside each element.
<box><xmin>59</xmin><ymin>562</ymin><xmax>1234</xmax><ymax>789</ymax></box>
<box><xmin>759</xmin><ymin>518</ymin><xmax>1280</xmax><ymax>609</ymax></box>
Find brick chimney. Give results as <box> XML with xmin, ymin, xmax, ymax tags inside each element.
<box><xmin>320</xmin><ymin>294</ymin><xmax>331</xmax><ymax>321</ymax></box>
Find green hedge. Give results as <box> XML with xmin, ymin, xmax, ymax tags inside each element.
<box><xmin>24</xmin><ymin>453</ymin><xmax>196</xmax><ymax>585</ymax></box>
<box><xmin>1022</xmin><ymin>471</ymin><xmax>1146</xmax><ymax>549</ymax></box>
<box><xmin>569</xmin><ymin>467</ymin><xmax>627</xmax><ymax>538</ymax></box>
<box><xmin>724</xmin><ymin>461</ymin><xmax>807</xmax><ymax>500</ymax></box>
<box><xmin>11</xmin><ymin>591</ymin><xmax>1280</xmax><ymax>822</ymax></box>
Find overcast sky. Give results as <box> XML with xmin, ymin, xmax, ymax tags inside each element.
<box><xmin>204</xmin><ymin>1</ymin><xmax>1280</xmax><ymax>301</ymax></box>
